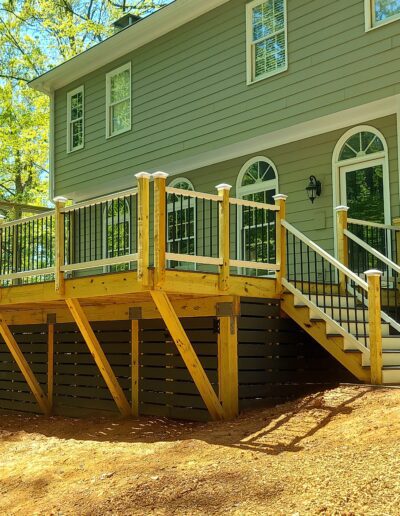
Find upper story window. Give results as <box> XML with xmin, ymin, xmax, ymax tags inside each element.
<box><xmin>246</xmin><ymin>0</ymin><xmax>288</xmax><ymax>84</ymax></box>
<box><xmin>106</xmin><ymin>63</ymin><xmax>131</xmax><ymax>138</ymax></box>
<box><xmin>366</xmin><ymin>0</ymin><xmax>400</xmax><ymax>30</ymax></box>
<box><xmin>67</xmin><ymin>86</ymin><xmax>84</xmax><ymax>152</ymax></box>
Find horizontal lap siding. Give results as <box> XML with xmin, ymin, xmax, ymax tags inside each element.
<box><xmin>54</xmin><ymin>0</ymin><xmax>400</xmax><ymax>200</ymax></box>
<box><xmin>173</xmin><ymin>115</ymin><xmax>398</xmax><ymax>254</ymax></box>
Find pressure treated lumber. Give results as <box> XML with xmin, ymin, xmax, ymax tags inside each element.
<box><xmin>65</xmin><ymin>297</ymin><xmax>131</xmax><ymax>417</ymax></box>
<box><xmin>150</xmin><ymin>290</ymin><xmax>224</xmax><ymax>420</ymax></box>
<box><xmin>218</xmin><ymin>308</ymin><xmax>239</xmax><ymax>419</ymax></box>
<box><xmin>366</xmin><ymin>270</ymin><xmax>383</xmax><ymax>385</ymax></box>
<box><xmin>0</xmin><ymin>316</ymin><xmax>51</xmax><ymax>415</ymax></box>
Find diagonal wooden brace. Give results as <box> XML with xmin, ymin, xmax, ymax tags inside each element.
<box><xmin>0</xmin><ymin>316</ymin><xmax>51</xmax><ymax>415</ymax></box>
<box><xmin>150</xmin><ymin>291</ymin><xmax>224</xmax><ymax>421</ymax></box>
<box><xmin>65</xmin><ymin>298</ymin><xmax>132</xmax><ymax>417</ymax></box>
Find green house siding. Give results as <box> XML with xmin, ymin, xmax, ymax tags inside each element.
<box><xmin>173</xmin><ymin>115</ymin><xmax>398</xmax><ymax>255</ymax></box>
<box><xmin>54</xmin><ymin>0</ymin><xmax>400</xmax><ymax>200</ymax></box>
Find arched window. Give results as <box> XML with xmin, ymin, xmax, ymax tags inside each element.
<box><xmin>333</xmin><ymin>126</ymin><xmax>390</xmax><ymax>225</ymax></box>
<box><xmin>167</xmin><ymin>177</ymin><xmax>196</xmax><ymax>268</ymax></box>
<box><xmin>104</xmin><ymin>198</ymin><xmax>131</xmax><ymax>271</ymax></box>
<box><xmin>236</xmin><ymin>157</ymin><xmax>279</xmax><ymax>268</ymax></box>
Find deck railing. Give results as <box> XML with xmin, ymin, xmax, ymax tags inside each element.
<box><xmin>0</xmin><ymin>173</ymin><xmax>283</xmax><ymax>290</ymax></box>
<box><xmin>336</xmin><ymin>210</ymin><xmax>400</xmax><ymax>327</ymax></box>
<box><xmin>0</xmin><ymin>211</ymin><xmax>56</xmax><ymax>285</ymax></box>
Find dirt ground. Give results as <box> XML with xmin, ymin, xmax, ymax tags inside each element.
<box><xmin>0</xmin><ymin>385</ymin><xmax>399</xmax><ymax>515</ymax></box>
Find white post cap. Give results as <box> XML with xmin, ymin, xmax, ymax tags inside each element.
<box><xmin>215</xmin><ymin>183</ymin><xmax>232</xmax><ymax>191</ymax></box>
<box><xmin>152</xmin><ymin>171</ymin><xmax>169</xmax><ymax>179</ymax></box>
<box><xmin>273</xmin><ymin>194</ymin><xmax>288</xmax><ymax>201</ymax></box>
<box><xmin>364</xmin><ymin>269</ymin><xmax>383</xmax><ymax>277</ymax></box>
<box><xmin>135</xmin><ymin>172</ymin><xmax>151</xmax><ymax>179</ymax></box>
<box><xmin>334</xmin><ymin>205</ymin><xmax>349</xmax><ymax>212</ymax></box>
<box><xmin>53</xmin><ymin>196</ymin><xmax>68</xmax><ymax>203</ymax></box>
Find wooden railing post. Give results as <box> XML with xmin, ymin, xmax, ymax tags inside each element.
<box><xmin>365</xmin><ymin>269</ymin><xmax>383</xmax><ymax>385</ymax></box>
<box><xmin>273</xmin><ymin>194</ymin><xmax>288</xmax><ymax>293</ymax></box>
<box><xmin>0</xmin><ymin>215</ymin><xmax>5</xmax><ymax>287</ymax></box>
<box><xmin>335</xmin><ymin>205</ymin><xmax>349</xmax><ymax>293</ymax></box>
<box><xmin>135</xmin><ymin>172</ymin><xmax>151</xmax><ymax>288</ymax></box>
<box><xmin>216</xmin><ymin>183</ymin><xmax>231</xmax><ymax>291</ymax></box>
<box><xmin>54</xmin><ymin>196</ymin><xmax>68</xmax><ymax>295</ymax></box>
<box><xmin>153</xmin><ymin>171</ymin><xmax>168</xmax><ymax>288</ymax></box>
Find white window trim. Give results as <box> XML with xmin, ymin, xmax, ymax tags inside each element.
<box><xmin>66</xmin><ymin>85</ymin><xmax>84</xmax><ymax>153</ymax></box>
<box><xmin>332</xmin><ymin>124</ymin><xmax>391</xmax><ymax>259</ymax></box>
<box><xmin>246</xmin><ymin>0</ymin><xmax>288</xmax><ymax>85</ymax></box>
<box><xmin>364</xmin><ymin>0</ymin><xmax>400</xmax><ymax>31</ymax></box>
<box><xmin>105</xmin><ymin>62</ymin><xmax>132</xmax><ymax>139</ymax></box>
<box><xmin>236</xmin><ymin>156</ymin><xmax>279</xmax><ymax>271</ymax></box>
<box><xmin>167</xmin><ymin>177</ymin><xmax>197</xmax><ymax>270</ymax></box>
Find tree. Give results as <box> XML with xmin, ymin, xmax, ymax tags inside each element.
<box><xmin>0</xmin><ymin>0</ymin><xmax>171</xmax><ymax>219</ymax></box>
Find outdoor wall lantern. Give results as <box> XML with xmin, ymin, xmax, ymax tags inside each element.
<box><xmin>306</xmin><ymin>175</ymin><xmax>322</xmax><ymax>203</ymax></box>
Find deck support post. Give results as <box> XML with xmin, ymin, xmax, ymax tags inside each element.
<box><xmin>54</xmin><ymin>197</ymin><xmax>68</xmax><ymax>295</ymax></box>
<box><xmin>47</xmin><ymin>319</ymin><xmax>55</xmax><ymax>409</ymax></box>
<box><xmin>365</xmin><ymin>270</ymin><xmax>383</xmax><ymax>385</ymax></box>
<box><xmin>66</xmin><ymin>298</ymin><xmax>132</xmax><ymax>417</ymax></box>
<box><xmin>130</xmin><ymin>317</ymin><xmax>140</xmax><ymax>417</ymax></box>
<box><xmin>153</xmin><ymin>172</ymin><xmax>168</xmax><ymax>288</ymax></box>
<box><xmin>150</xmin><ymin>290</ymin><xmax>225</xmax><ymax>420</ymax></box>
<box><xmin>335</xmin><ymin>206</ymin><xmax>349</xmax><ymax>294</ymax></box>
<box><xmin>274</xmin><ymin>194</ymin><xmax>288</xmax><ymax>293</ymax></box>
<box><xmin>136</xmin><ymin>172</ymin><xmax>151</xmax><ymax>288</ymax></box>
<box><xmin>217</xmin><ymin>297</ymin><xmax>239</xmax><ymax>419</ymax></box>
<box><xmin>216</xmin><ymin>184</ymin><xmax>231</xmax><ymax>292</ymax></box>
<box><xmin>0</xmin><ymin>316</ymin><xmax>51</xmax><ymax>415</ymax></box>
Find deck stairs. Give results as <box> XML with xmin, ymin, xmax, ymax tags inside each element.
<box><xmin>280</xmin><ymin>219</ymin><xmax>400</xmax><ymax>385</ymax></box>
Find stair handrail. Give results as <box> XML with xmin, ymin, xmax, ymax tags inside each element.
<box><xmin>282</xmin><ymin>219</ymin><xmax>368</xmax><ymax>291</ymax></box>
<box><xmin>347</xmin><ymin>217</ymin><xmax>400</xmax><ymax>232</ymax></box>
<box><xmin>344</xmin><ymin>228</ymin><xmax>400</xmax><ymax>275</ymax></box>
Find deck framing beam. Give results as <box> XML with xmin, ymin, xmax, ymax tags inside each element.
<box><xmin>150</xmin><ymin>290</ymin><xmax>225</xmax><ymax>420</ymax></box>
<box><xmin>0</xmin><ymin>316</ymin><xmax>51</xmax><ymax>415</ymax></box>
<box><xmin>65</xmin><ymin>297</ymin><xmax>132</xmax><ymax>417</ymax></box>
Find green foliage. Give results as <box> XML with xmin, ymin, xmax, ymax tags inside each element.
<box><xmin>0</xmin><ymin>0</ymin><xmax>171</xmax><ymax>219</ymax></box>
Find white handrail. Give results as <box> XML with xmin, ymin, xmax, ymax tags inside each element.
<box><xmin>282</xmin><ymin>219</ymin><xmax>368</xmax><ymax>290</ymax></box>
<box><xmin>0</xmin><ymin>210</ymin><xmax>55</xmax><ymax>229</ymax></box>
<box><xmin>62</xmin><ymin>187</ymin><xmax>138</xmax><ymax>213</ymax></box>
<box><xmin>347</xmin><ymin>217</ymin><xmax>400</xmax><ymax>231</ymax></box>
<box><xmin>345</xmin><ymin>228</ymin><xmax>400</xmax><ymax>275</ymax></box>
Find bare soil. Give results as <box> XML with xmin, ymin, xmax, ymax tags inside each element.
<box><xmin>0</xmin><ymin>385</ymin><xmax>399</xmax><ymax>515</ymax></box>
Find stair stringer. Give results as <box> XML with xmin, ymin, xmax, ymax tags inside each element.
<box><xmin>281</xmin><ymin>292</ymin><xmax>371</xmax><ymax>383</ymax></box>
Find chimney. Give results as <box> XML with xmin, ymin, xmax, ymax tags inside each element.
<box><xmin>112</xmin><ymin>13</ymin><xmax>141</xmax><ymax>33</ymax></box>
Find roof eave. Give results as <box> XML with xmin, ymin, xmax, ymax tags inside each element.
<box><xmin>29</xmin><ymin>0</ymin><xmax>231</xmax><ymax>95</ymax></box>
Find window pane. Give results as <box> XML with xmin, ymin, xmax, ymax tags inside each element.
<box><xmin>71</xmin><ymin>119</ymin><xmax>83</xmax><ymax>148</ymax></box>
<box><xmin>111</xmin><ymin>99</ymin><xmax>130</xmax><ymax>134</ymax></box>
<box><xmin>70</xmin><ymin>92</ymin><xmax>83</xmax><ymax>121</ymax></box>
<box><xmin>111</xmin><ymin>69</ymin><xmax>130</xmax><ymax>104</ymax></box>
<box><xmin>375</xmin><ymin>0</ymin><xmax>400</xmax><ymax>23</ymax></box>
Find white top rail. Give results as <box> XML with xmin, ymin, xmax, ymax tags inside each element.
<box><xmin>344</xmin><ymin>228</ymin><xmax>400</xmax><ymax>275</ymax></box>
<box><xmin>165</xmin><ymin>187</ymin><xmax>221</xmax><ymax>203</ymax></box>
<box><xmin>62</xmin><ymin>187</ymin><xmax>138</xmax><ymax>213</ymax></box>
<box><xmin>347</xmin><ymin>217</ymin><xmax>400</xmax><ymax>231</ymax></box>
<box><xmin>282</xmin><ymin>219</ymin><xmax>368</xmax><ymax>291</ymax></box>
<box><xmin>229</xmin><ymin>198</ymin><xmax>279</xmax><ymax>211</ymax></box>
<box><xmin>0</xmin><ymin>210</ymin><xmax>55</xmax><ymax>229</ymax></box>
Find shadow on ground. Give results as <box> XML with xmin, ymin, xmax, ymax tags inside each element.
<box><xmin>0</xmin><ymin>385</ymin><xmax>373</xmax><ymax>456</ymax></box>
